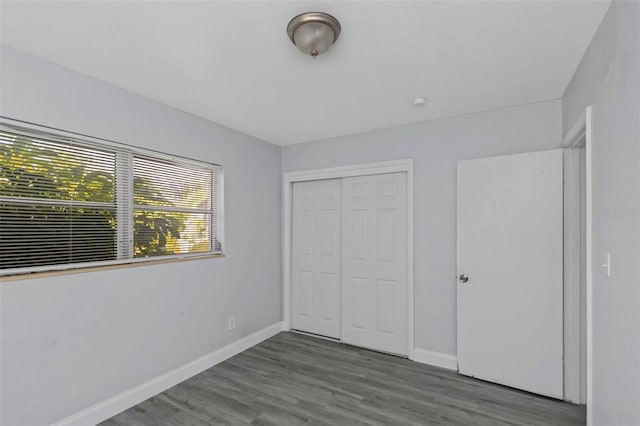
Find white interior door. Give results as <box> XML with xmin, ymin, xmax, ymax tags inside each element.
<box><xmin>457</xmin><ymin>149</ymin><xmax>564</xmax><ymax>398</ymax></box>
<box><xmin>342</xmin><ymin>173</ymin><xmax>407</xmax><ymax>355</ymax></box>
<box><xmin>291</xmin><ymin>179</ymin><xmax>341</xmax><ymax>338</ymax></box>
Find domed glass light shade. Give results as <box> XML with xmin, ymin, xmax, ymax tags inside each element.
<box><xmin>287</xmin><ymin>12</ymin><xmax>341</xmax><ymax>58</ymax></box>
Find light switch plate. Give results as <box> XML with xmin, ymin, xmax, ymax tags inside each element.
<box><xmin>227</xmin><ymin>315</ymin><xmax>236</xmax><ymax>330</ymax></box>
<box><xmin>601</xmin><ymin>252</ymin><xmax>611</xmax><ymax>278</ymax></box>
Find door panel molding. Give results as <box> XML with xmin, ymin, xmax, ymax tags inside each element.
<box><xmin>342</xmin><ymin>173</ymin><xmax>407</xmax><ymax>355</ymax></box>
<box><xmin>291</xmin><ymin>179</ymin><xmax>342</xmax><ymax>338</ymax></box>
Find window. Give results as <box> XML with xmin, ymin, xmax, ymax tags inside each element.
<box><xmin>0</xmin><ymin>120</ymin><xmax>222</xmax><ymax>276</ymax></box>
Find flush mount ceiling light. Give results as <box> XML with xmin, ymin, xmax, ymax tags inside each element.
<box><xmin>287</xmin><ymin>12</ymin><xmax>341</xmax><ymax>59</ymax></box>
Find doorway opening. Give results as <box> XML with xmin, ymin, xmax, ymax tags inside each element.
<box><xmin>562</xmin><ymin>106</ymin><xmax>592</xmax><ymax>418</ymax></box>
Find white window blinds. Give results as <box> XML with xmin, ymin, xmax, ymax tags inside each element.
<box><xmin>0</xmin><ymin>121</ymin><xmax>222</xmax><ymax>276</ymax></box>
<box><xmin>132</xmin><ymin>155</ymin><xmax>220</xmax><ymax>257</ymax></box>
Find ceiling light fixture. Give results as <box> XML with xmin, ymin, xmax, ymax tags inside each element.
<box><xmin>287</xmin><ymin>12</ymin><xmax>341</xmax><ymax>59</ymax></box>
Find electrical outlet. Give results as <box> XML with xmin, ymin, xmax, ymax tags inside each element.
<box><xmin>227</xmin><ymin>315</ymin><xmax>236</xmax><ymax>330</ymax></box>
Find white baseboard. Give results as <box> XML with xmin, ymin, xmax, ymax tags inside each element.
<box><xmin>54</xmin><ymin>321</ymin><xmax>284</xmax><ymax>426</ymax></box>
<box><xmin>414</xmin><ymin>348</ymin><xmax>458</xmax><ymax>371</ymax></box>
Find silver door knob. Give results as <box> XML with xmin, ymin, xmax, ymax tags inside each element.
<box><xmin>459</xmin><ymin>274</ymin><xmax>469</xmax><ymax>283</ymax></box>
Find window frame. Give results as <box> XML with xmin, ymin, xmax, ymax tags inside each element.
<box><xmin>0</xmin><ymin>117</ymin><xmax>225</xmax><ymax>277</ymax></box>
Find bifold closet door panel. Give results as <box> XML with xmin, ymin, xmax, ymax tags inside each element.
<box><xmin>341</xmin><ymin>173</ymin><xmax>407</xmax><ymax>355</ymax></box>
<box><xmin>291</xmin><ymin>179</ymin><xmax>341</xmax><ymax>338</ymax></box>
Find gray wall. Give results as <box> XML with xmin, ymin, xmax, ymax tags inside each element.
<box><xmin>282</xmin><ymin>99</ymin><xmax>563</xmax><ymax>356</ymax></box>
<box><xmin>562</xmin><ymin>1</ymin><xmax>640</xmax><ymax>424</ymax></box>
<box><xmin>0</xmin><ymin>46</ymin><xmax>282</xmax><ymax>426</ymax></box>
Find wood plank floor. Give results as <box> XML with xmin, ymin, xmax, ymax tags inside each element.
<box><xmin>102</xmin><ymin>332</ymin><xmax>585</xmax><ymax>426</ymax></box>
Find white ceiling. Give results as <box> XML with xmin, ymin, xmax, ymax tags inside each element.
<box><xmin>0</xmin><ymin>1</ymin><xmax>610</xmax><ymax>146</ymax></box>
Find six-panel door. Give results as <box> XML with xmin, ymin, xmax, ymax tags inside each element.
<box><xmin>341</xmin><ymin>173</ymin><xmax>407</xmax><ymax>355</ymax></box>
<box><xmin>291</xmin><ymin>179</ymin><xmax>342</xmax><ymax>338</ymax></box>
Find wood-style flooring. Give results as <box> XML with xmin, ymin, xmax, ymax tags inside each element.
<box><xmin>101</xmin><ymin>332</ymin><xmax>585</xmax><ymax>426</ymax></box>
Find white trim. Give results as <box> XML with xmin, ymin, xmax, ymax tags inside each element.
<box><xmin>216</xmin><ymin>167</ymin><xmax>226</xmax><ymax>251</ymax></box>
<box><xmin>283</xmin><ymin>159</ymin><xmax>415</xmax><ymax>360</ymax></box>
<box><xmin>290</xmin><ymin>329</ymin><xmax>341</xmax><ymax>343</ymax></box>
<box><xmin>562</xmin><ymin>107</ymin><xmax>592</xmax><ymax>416</ymax></box>
<box><xmin>0</xmin><ymin>250</ymin><xmax>222</xmax><ymax>277</ymax></box>
<box><xmin>563</xmin><ymin>109</ymin><xmax>588</xmax><ymax>150</ymax></box>
<box><xmin>414</xmin><ymin>348</ymin><xmax>458</xmax><ymax>371</ymax></box>
<box><xmin>53</xmin><ymin>322</ymin><xmax>284</xmax><ymax>426</ymax></box>
<box><xmin>406</xmin><ymin>162</ymin><xmax>415</xmax><ymax>361</ymax></box>
<box><xmin>284</xmin><ymin>159</ymin><xmax>413</xmax><ymax>182</ymax></box>
<box><xmin>563</xmin><ymin>147</ymin><xmax>583</xmax><ymax>404</ymax></box>
<box><xmin>585</xmin><ymin>108</ymin><xmax>593</xmax><ymax>424</ymax></box>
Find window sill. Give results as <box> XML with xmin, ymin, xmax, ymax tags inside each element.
<box><xmin>0</xmin><ymin>254</ymin><xmax>225</xmax><ymax>282</ymax></box>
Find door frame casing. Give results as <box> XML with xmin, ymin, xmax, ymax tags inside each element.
<box><xmin>562</xmin><ymin>107</ymin><xmax>593</xmax><ymax>416</ymax></box>
<box><xmin>282</xmin><ymin>159</ymin><xmax>415</xmax><ymax>360</ymax></box>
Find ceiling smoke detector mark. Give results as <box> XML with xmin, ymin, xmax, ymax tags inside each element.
<box><xmin>413</xmin><ymin>97</ymin><xmax>428</xmax><ymax>107</ymax></box>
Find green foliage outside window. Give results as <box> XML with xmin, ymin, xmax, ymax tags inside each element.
<box><xmin>0</xmin><ymin>132</ymin><xmax>211</xmax><ymax>270</ymax></box>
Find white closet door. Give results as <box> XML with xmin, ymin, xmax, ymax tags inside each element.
<box><xmin>341</xmin><ymin>173</ymin><xmax>407</xmax><ymax>355</ymax></box>
<box><xmin>291</xmin><ymin>179</ymin><xmax>341</xmax><ymax>338</ymax></box>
